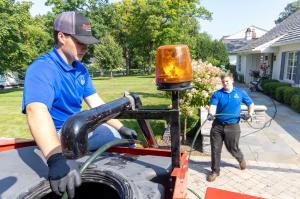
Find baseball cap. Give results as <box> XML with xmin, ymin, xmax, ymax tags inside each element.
<box><xmin>54</xmin><ymin>11</ymin><xmax>99</xmax><ymax>45</ymax></box>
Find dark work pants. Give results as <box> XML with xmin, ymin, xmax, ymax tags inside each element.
<box><xmin>210</xmin><ymin>120</ymin><xmax>244</xmax><ymax>173</ymax></box>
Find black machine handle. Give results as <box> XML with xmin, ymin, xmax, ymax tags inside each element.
<box><xmin>61</xmin><ymin>96</ymin><xmax>133</xmax><ymax>159</ymax></box>
<box><xmin>61</xmin><ymin>93</ymin><xmax>159</xmax><ymax>159</ymax></box>
<box><xmin>60</xmin><ymin>92</ymin><xmax>180</xmax><ymax>169</ymax></box>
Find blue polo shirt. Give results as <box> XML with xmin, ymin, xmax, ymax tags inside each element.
<box><xmin>210</xmin><ymin>87</ymin><xmax>253</xmax><ymax>123</ymax></box>
<box><xmin>22</xmin><ymin>48</ymin><xmax>96</xmax><ymax>131</ymax></box>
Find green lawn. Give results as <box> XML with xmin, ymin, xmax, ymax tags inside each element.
<box><xmin>0</xmin><ymin>76</ymin><xmax>170</xmax><ymax>141</ymax></box>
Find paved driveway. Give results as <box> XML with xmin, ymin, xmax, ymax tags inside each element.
<box><xmin>187</xmin><ymin>83</ymin><xmax>300</xmax><ymax>199</ymax></box>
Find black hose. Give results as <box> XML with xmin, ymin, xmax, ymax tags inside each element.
<box><xmin>61</xmin><ymin>139</ymin><xmax>134</xmax><ymax>199</ymax></box>
<box><xmin>188</xmin><ymin>118</ymin><xmax>208</xmax><ymax>160</ymax></box>
<box><xmin>188</xmin><ymin>106</ymin><xmax>277</xmax><ymax>161</ymax></box>
<box><xmin>241</xmin><ymin>97</ymin><xmax>277</xmax><ymax>137</ymax></box>
<box><xmin>188</xmin><ymin>113</ymin><xmax>240</xmax><ymax>160</ymax></box>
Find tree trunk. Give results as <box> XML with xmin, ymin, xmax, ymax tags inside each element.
<box><xmin>148</xmin><ymin>53</ymin><xmax>152</xmax><ymax>75</ymax></box>
<box><xmin>124</xmin><ymin>47</ymin><xmax>130</xmax><ymax>75</ymax></box>
<box><xmin>147</xmin><ymin>44</ymin><xmax>153</xmax><ymax>75</ymax></box>
<box><xmin>110</xmin><ymin>70</ymin><xmax>113</xmax><ymax>78</ymax></box>
<box><xmin>183</xmin><ymin>117</ymin><xmax>187</xmax><ymax>144</ymax></box>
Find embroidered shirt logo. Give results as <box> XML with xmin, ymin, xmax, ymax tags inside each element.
<box><xmin>79</xmin><ymin>76</ymin><xmax>85</xmax><ymax>85</ymax></box>
<box><xmin>234</xmin><ymin>93</ymin><xmax>240</xmax><ymax>99</ymax></box>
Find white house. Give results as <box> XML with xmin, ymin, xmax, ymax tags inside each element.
<box><xmin>235</xmin><ymin>10</ymin><xmax>300</xmax><ymax>85</ymax></box>
<box><xmin>221</xmin><ymin>26</ymin><xmax>267</xmax><ymax>66</ymax></box>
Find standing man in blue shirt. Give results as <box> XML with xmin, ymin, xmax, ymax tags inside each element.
<box><xmin>206</xmin><ymin>72</ymin><xmax>254</xmax><ymax>182</ymax></box>
<box><xmin>22</xmin><ymin>11</ymin><xmax>137</xmax><ymax>198</ymax></box>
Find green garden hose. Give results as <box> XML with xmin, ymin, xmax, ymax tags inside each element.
<box><xmin>189</xmin><ymin>113</ymin><xmax>241</xmax><ymax>160</ymax></box>
<box><xmin>61</xmin><ymin>139</ymin><xmax>133</xmax><ymax>199</ymax></box>
<box><xmin>188</xmin><ymin>187</ymin><xmax>202</xmax><ymax>199</ymax></box>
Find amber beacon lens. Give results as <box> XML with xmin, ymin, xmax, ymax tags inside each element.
<box><xmin>155</xmin><ymin>44</ymin><xmax>192</xmax><ymax>90</ymax></box>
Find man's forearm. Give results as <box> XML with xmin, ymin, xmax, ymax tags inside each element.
<box><xmin>85</xmin><ymin>93</ymin><xmax>123</xmax><ymax>130</ymax></box>
<box><xmin>248</xmin><ymin>103</ymin><xmax>255</xmax><ymax>115</ymax></box>
<box><xmin>208</xmin><ymin>105</ymin><xmax>217</xmax><ymax>115</ymax></box>
<box><xmin>26</xmin><ymin>102</ymin><xmax>61</xmax><ymax>159</ymax></box>
<box><xmin>106</xmin><ymin>118</ymin><xmax>123</xmax><ymax>130</ymax></box>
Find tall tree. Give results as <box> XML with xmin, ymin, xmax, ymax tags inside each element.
<box><xmin>194</xmin><ymin>33</ymin><xmax>228</xmax><ymax>67</ymax></box>
<box><xmin>194</xmin><ymin>32</ymin><xmax>213</xmax><ymax>61</ymax></box>
<box><xmin>111</xmin><ymin>0</ymin><xmax>212</xmax><ymax>74</ymax></box>
<box><xmin>275</xmin><ymin>1</ymin><xmax>300</xmax><ymax>24</ymax></box>
<box><xmin>211</xmin><ymin>39</ymin><xmax>229</xmax><ymax>67</ymax></box>
<box><xmin>0</xmin><ymin>0</ymin><xmax>51</xmax><ymax>74</ymax></box>
<box><xmin>94</xmin><ymin>34</ymin><xmax>123</xmax><ymax>78</ymax></box>
<box><xmin>105</xmin><ymin>0</ymin><xmax>134</xmax><ymax>74</ymax></box>
<box><xmin>45</xmin><ymin>0</ymin><xmax>215</xmax><ymax>74</ymax></box>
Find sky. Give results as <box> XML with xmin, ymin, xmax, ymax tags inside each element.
<box><xmin>25</xmin><ymin>0</ymin><xmax>295</xmax><ymax>39</ymax></box>
<box><xmin>199</xmin><ymin>0</ymin><xmax>295</xmax><ymax>39</ymax></box>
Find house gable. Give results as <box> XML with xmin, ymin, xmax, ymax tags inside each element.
<box><xmin>235</xmin><ymin>10</ymin><xmax>300</xmax><ymax>53</ymax></box>
<box><xmin>223</xmin><ymin>26</ymin><xmax>267</xmax><ymax>40</ymax></box>
<box><xmin>222</xmin><ymin>26</ymin><xmax>267</xmax><ymax>54</ymax></box>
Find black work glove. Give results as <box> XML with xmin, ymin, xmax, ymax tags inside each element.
<box><xmin>47</xmin><ymin>153</ymin><xmax>81</xmax><ymax>198</ymax></box>
<box><xmin>241</xmin><ymin>113</ymin><xmax>252</xmax><ymax>121</ymax></box>
<box><xmin>118</xmin><ymin>126</ymin><xmax>138</xmax><ymax>140</ymax></box>
<box><xmin>207</xmin><ymin>113</ymin><xmax>215</xmax><ymax>121</ymax></box>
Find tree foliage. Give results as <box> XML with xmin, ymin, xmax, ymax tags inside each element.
<box><xmin>194</xmin><ymin>33</ymin><xmax>228</xmax><ymax>67</ymax></box>
<box><xmin>0</xmin><ymin>0</ymin><xmax>229</xmax><ymax>76</ymax></box>
<box><xmin>275</xmin><ymin>1</ymin><xmax>300</xmax><ymax>24</ymax></box>
<box><xmin>94</xmin><ymin>34</ymin><xmax>123</xmax><ymax>77</ymax></box>
<box><xmin>0</xmin><ymin>0</ymin><xmax>51</xmax><ymax>74</ymax></box>
<box><xmin>107</xmin><ymin>0</ymin><xmax>212</xmax><ymax>74</ymax></box>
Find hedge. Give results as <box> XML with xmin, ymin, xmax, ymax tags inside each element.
<box><xmin>291</xmin><ymin>94</ymin><xmax>300</xmax><ymax>113</ymax></box>
<box><xmin>275</xmin><ymin>86</ymin><xmax>290</xmax><ymax>103</ymax></box>
<box><xmin>283</xmin><ymin>87</ymin><xmax>300</xmax><ymax>105</ymax></box>
<box><xmin>261</xmin><ymin>79</ymin><xmax>300</xmax><ymax>113</ymax></box>
<box><xmin>261</xmin><ymin>79</ymin><xmax>279</xmax><ymax>87</ymax></box>
<box><xmin>263</xmin><ymin>82</ymin><xmax>290</xmax><ymax>98</ymax></box>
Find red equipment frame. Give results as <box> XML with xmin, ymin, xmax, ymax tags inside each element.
<box><xmin>0</xmin><ymin>138</ymin><xmax>189</xmax><ymax>199</ymax></box>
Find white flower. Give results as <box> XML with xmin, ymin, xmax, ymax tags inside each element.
<box><xmin>201</xmin><ymin>90</ymin><xmax>209</xmax><ymax>98</ymax></box>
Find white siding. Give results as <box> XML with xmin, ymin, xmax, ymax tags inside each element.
<box><xmin>240</xmin><ymin>55</ymin><xmax>247</xmax><ymax>76</ymax></box>
<box><xmin>229</xmin><ymin>54</ymin><xmax>237</xmax><ymax>65</ymax></box>
<box><xmin>245</xmin><ymin>56</ymin><xmax>253</xmax><ymax>83</ymax></box>
<box><xmin>274</xmin><ymin>43</ymin><xmax>300</xmax><ymax>82</ymax></box>
<box><xmin>272</xmin><ymin>52</ymin><xmax>281</xmax><ymax>80</ymax></box>
<box><xmin>241</xmin><ymin>54</ymin><xmax>261</xmax><ymax>84</ymax></box>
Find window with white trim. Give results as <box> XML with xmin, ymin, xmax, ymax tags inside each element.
<box><xmin>285</xmin><ymin>51</ymin><xmax>297</xmax><ymax>81</ymax></box>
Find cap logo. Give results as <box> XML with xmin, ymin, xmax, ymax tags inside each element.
<box><xmin>82</xmin><ymin>23</ymin><xmax>91</xmax><ymax>32</ymax></box>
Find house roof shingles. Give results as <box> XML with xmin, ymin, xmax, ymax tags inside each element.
<box><xmin>224</xmin><ymin>40</ymin><xmax>249</xmax><ymax>53</ymax></box>
<box><xmin>235</xmin><ymin>10</ymin><xmax>300</xmax><ymax>52</ymax></box>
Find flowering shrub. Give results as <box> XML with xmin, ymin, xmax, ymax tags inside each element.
<box><xmin>259</xmin><ymin>63</ymin><xmax>270</xmax><ymax>77</ymax></box>
<box><xmin>180</xmin><ymin>60</ymin><xmax>222</xmax><ymax>118</ymax></box>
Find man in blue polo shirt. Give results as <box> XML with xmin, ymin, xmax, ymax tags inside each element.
<box><xmin>22</xmin><ymin>11</ymin><xmax>137</xmax><ymax>198</ymax></box>
<box><xmin>206</xmin><ymin>72</ymin><xmax>254</xmax><ymax>182</ymax></box>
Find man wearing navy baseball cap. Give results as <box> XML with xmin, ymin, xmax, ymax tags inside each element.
<box><xmin>54</xmin><ymin>11</ymin><xmax>99</xmax><ymax>45</ymax></box>
<box><xmin>22</xmin><ymin>11</ymin><xmax>137</xmax><ymax>198</ymax></box>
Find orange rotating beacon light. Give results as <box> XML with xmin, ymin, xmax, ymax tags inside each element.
<box><xmin>155</xmin><ymin>44</ymin><xmax>192</xmax><ymax>91</ymax></box>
